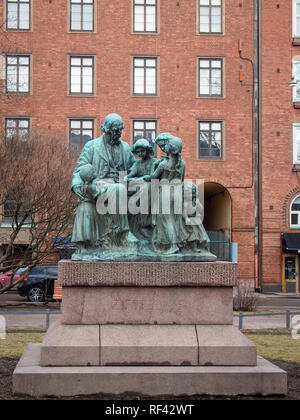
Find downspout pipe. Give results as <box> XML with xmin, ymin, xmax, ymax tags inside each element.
<box><xmin>254</xmin><ymin>0</ymin><xmax>262</xmax><ymax>291</ymax></box>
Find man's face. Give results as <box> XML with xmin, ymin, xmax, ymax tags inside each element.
<box><xmin>108</xmin><ymin>122</ymin><xmax>123</xmax><ymax>143</ymax></box>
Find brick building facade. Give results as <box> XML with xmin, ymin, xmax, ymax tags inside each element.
<box><xmin>0</xmin><ymin>0</ymin><xmax>299</xmax><ymax>292</ymax></box>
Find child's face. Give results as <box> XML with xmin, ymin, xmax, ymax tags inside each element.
<box><xmin>135</xmin><ymin>147</ymin><xmax>147</xmax><ymax>159</ymax></box>
<box><xmin>157</xmin><ymin>139</ymin><xmax>168</xmax><ymax>153</ymax></box>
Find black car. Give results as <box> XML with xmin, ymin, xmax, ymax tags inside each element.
<box><xmin>17</xmin><ymin>265</ymin><xmax>58</xmax><ymax>302</ymax></box>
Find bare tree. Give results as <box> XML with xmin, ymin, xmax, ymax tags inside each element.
<box><xmin>0</xmin><ymin>131</ymin><xmax>77</xmax><ymax>293</ymax></box>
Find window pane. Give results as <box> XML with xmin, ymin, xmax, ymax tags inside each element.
<box><xmin>134</xmin><ymin>131</ymin><xmax>145</xmax><ymax>141</ymax></box>
<box><xmin>212</xmin><ymin>123</ymin><xmax>221</xmax><ymax>130</ymax></box>
<box><xmin>134</xmin><ymin>58</ymin><xmax>145</xmax><ymax>67</ymax></box>
<box><xmin>145</xmin><ymin>122</ymin><xmax>156</xmax><ymax>129</ymax></box>
<box><xmin>134</xmin><ymin>121</ymin><xmax>145</xmax><ymax>129</ymax></box>
<box><xmin>200</xmin><ymin>122</ymin><xmax>210</xmax><ymax>130</ymax></box>
<box><xmin>82</xmin><ymin>130</ymin><xmax>93</xmax><ymax>143</ymax></box>
<box><xmin>82</xmin><ymin>120</ymin><xmax>93</xmax><ymax>129</ymax></box>
<box><xmin>200</xmin><ymin>6</ymin><xmax>210</xmax><ymax>16</ymax></box>
<box><xmin>71</xmin><ymin>4</ymin><xmax>81</xmax><ymax>30</ymax></box>
<box><xmin>71</xmin><ymin>120</ymin><xmax>81</xmax><ymax>129</ymax></box>
<box><xmin>83</xmin><ymin>58</ymin><xmax>93</xmax><ymax>66</ymax></box>
<box><xmin>297</xmin><ymin>17</ymin><xmax>300</xmax><ymax>35</ymax></box>
<box><xmin>7</xmin><ymin>3</ymin><xmax>18</xmax><ymax>28</ymax></box>
<box><xmin>134</xmin><ymin>5</ymin><xmax>145</xmax><ymax>31</ymax></box>
<box><xmin>71</xmin><ymin>57</ymin><xmax>81</xmax><ymax>66</ymax></box>
<box><xmin>145</xmin><ymin>6</ymin><xmax>156</xmax><ymax>31</ymax></box>
<box><xmin>145</xmin><ymin>68</ymin><xmax>156</xmax><ymax>93</ymax></box>
<box><xmin>82</xmin><ymin>4</ymin><xmax>93</xmax><ymax>30</ymax></box>
<box><xmin>19</xmin><ymin>56</ymin><xmax>29</xmax><ymax>65</ymax></box>
<box><xmin>19</xmin><ymin>3</ymin><xmax>30</xmax><ymax>29</ymax></box>
<box><xmin>291</xmin><ymin>214</ymin><xmax>299</xmax><ymax>225</ymax></box>
<box><xmin>7</xmin><ymin>66</ymin><xmax>17</xmax><ymax>91</ymax></box>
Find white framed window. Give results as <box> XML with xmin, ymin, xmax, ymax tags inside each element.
<box><xmin>133</xmin><ymin>0</ymin><xmax>157</xmax><ymax>33</ymax></box>
<box><xmin>199</xmin><ymin>0</ymin><xmax>223</xmax><ymax>34</ymax></box>
<box><xmin>69</xmin><ymin>119</ymin><xmax>94</xmax><ymax>155</ymax></box>
<box><xmin>133</xmin><ymin>57</ymin><xmax>157</xmax><ymax>95</ymax></box>
<box><xmin>5</xmin><ymin>117</ymin><xmax>30</xmax><ymax>140</ymax></box>
<box><xmin>6</xmin><ymin>55</ymin><xmax>30</xmax><ymax>93</ymax></box>
<box><xmin>293</xmin><ymin>0</ymin><xmax>300</xmax><ymax>37</ymax></box>
<box><xmin>70</xmin><ymin>0</ymin><xmax>94</xmax><ymax>32</ymax></box>
<box><xmin>199</xmin><ymin>120</ymin><xmax>223</xmax><ymax>160</ymax></box>
<box><xmin>293</xmin><ymin>61</ymin><xmax>300</xmax><ymax>102</ymax></box>
<box><xmin>199</xmin><ymin>57</ymin><xmax>223</xmax><ymax>96</ymax></box>
<box><xmin>293</xmin><ymin>124</ymin><xmax>300</xmax><ymax>164</ymax></box>
<box><xmin>290</xmin><ymin>195</ymin><xmax>300</xmax><ymax>228</ymax></box>
<box><xmin>69</xmin><ymin>56</ymin><xmax>94</xmax><ymax>94</ymax></box>
<box><xmin>6</xmin><ymin>0</ymin><xmax>30</xmax><ymax>31</ymax></box>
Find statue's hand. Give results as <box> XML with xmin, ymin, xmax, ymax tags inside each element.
<box><xmin>73</xmin><ymin>185</ymin><xmax>85</xmax><ymax>200</ymax></box>
<box><xmin>142</xmin><ymin>175</ymin><xmax>151</xmax><ymax>182</ymax></box>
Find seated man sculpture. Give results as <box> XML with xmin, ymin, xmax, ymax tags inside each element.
<box><xmin>71</xmin><ymin>113</ymin><xmax>138</xmax><ymax>253</ymax></box>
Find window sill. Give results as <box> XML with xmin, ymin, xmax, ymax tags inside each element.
<box><xmin>68</xmin><ymin>93</ymin><xmax>96</xmax><ymax>97</ymax></box>
<box><xmin>197</xmin><ymin>95</ymin><xmax>225</xmax><ymax>99</ymax></box>
<box><xmin>293</xmin><ymin>37</ymin><xmax>300</xmax><ymax>45</ymax></box>
<box><xmin>132</xmin><ymin>94</ymin><xmax>159</xmax><ymax>98</ymax></box>
<box><xmin>131</xmin><ymin>32</ymin><xmax>159</xmax><ymax>36</ymax></box>
<box><xmin>294</xmin><ymin>101</ymin><xmax>300</xmax><ymax>108</ymax></box>
<box><xmin>5</xmin><ymin>92</ymin><xmax>31</xmax><ymax>96</ymax></box>
<box><xmin>292</xmin><ymin>164</ymin><xmax>300</xmax><ymax>171</ymax></box>
<box><xmin>197</xmin><ymin>158</ymin><xmax>224</xmax><ymax>162</ymax></box>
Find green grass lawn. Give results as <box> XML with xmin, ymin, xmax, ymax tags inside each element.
<box><xmin>0</xmin><ymin>329</ymin><xmax>300</xmax><ymax>365</ymax></box>
<box><xmin>244</xmin><ymin>329</ymin><xmax>300</xmax><ymax>364</ymax></box>
<box><xmin>0</xmin><ymin>332</ymin><xmax>45</xmax><ymax>358</ymax></box>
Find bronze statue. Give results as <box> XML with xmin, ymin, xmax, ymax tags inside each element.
<box><xmin>71</xmin><ymin>113</ymin><xmax>216</xmax><ymax>262</ymax></box>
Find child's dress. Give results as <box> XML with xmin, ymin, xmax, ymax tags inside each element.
<box><xmin>71</xmin><ymin>180</ymin><xmax>101</xmax><ymax>244</ymax></box>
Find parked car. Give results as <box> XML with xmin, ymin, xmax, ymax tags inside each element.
<box><xmin>17</xmin><ymin>265</ymin><xmax>58</xmax><ymax>302</ymax></box>
<box><xmin>0</xmin><ymin>267</ymin><xmax>28</xmax><ymax>290</ymax></box>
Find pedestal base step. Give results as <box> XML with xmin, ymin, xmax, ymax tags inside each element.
<box><xmin>40</xmin><ymin>321</ymin><xmax>257</xmax><ymax>367</ymax></box>
<box><xmin>13</xmin><ymin>344</ymin><xmax>287</xmax><ymax>397</ymax></box>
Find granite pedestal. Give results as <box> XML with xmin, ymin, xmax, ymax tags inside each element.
<box><xmin>13</xmin><ymin>260</ymin><xmax>287</xmax><ymax>397</ymax></box>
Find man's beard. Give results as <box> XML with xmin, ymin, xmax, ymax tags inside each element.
<box><xmin>108</xmin><ymin>135</ymin><xmax>121</xmax><ymax>146</ymax></box>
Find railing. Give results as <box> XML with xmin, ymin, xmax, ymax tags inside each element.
<box><xmin>234</xmin><ymin>310</ymin><xmax>300</xmax><ymax>329</ymax></box>
<box><xmin>0</xmin><ymin>309</ymin><xmax>61</xmax><ymax>330</ymax></box>
<box><xmin>1</xmin><ymin>309</ymin><xmax>300</xmax><ymax>331</ymax></box>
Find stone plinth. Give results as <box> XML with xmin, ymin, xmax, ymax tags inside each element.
<box><xmin>58</xmin><ymin>260</ymin><xmax>237</xmax><ymax>287</ymax></box>
<box><xmin>13</xmin><ymin>260</ymin><xmax>288</xmax><ymax>397</ymax></box>
<box><xmin>14</xmin><ymin>344</ymin><xmax>288</xmax><ymax>397</ymax></box>
<box><xmin>40</xmin><ymin>320</ymin><xmax>257</xmax><ymax>368</ymax></box>
<box><xmin>62</xmin><ymin>286</ymin><xmax>233</xmax><ymax>325</ymax></box>
<box><xmin>60</xmin><ymin>260</ymin><xmax>236</xmax><ymax>325</ymax></box>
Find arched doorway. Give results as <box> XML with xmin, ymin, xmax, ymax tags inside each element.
<box><xmin>204</xmin><ymin>182</ymin><xmax>232</xmax><ymax>260</ymax></box>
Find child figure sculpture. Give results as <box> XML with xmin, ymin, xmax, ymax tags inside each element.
<box><xmin>72</xmin><ymin>164</ymin><xmax>102</xmax><ymax>256</ymax></box>
<box><xmin>126</xmin><ymin>138</ymin><xmax>158</xmax><ymax>240</ymax></box>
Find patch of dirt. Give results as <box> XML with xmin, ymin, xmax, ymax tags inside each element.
<box><xmin>1</xmin><ymin>358</ymin><xmax>299</xmax><ymax>400</ymax></box>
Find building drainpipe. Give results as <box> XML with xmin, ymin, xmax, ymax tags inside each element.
<box><xmin>254</xmin><ymin>0</ymin><xmax>262</xmax><ymax>291</ymax></box>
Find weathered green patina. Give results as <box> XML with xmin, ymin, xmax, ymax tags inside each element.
<box><xmin>71</xmin><ymin>113</ymin><xmax>216</xmax><ymax>262</ymax></box>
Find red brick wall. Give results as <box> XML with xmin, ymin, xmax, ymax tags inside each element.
<box><xmin>0</xmin><ymin>0</ymin><xmax>256</xmax><ymax>285</ymax></box>
<box><xmin>261</xmin><ymin>1</ymin><xmax>300</xmax><ymax>290</ymax></box>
